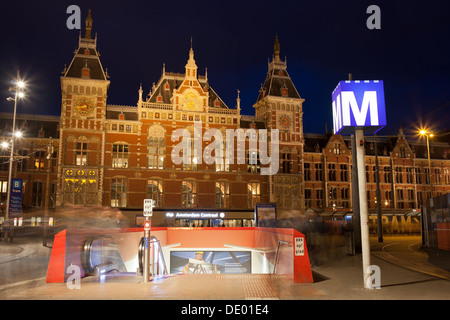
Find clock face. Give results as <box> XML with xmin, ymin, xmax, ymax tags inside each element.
<box><xmin>279</xmin><ymin>115</ymin><xmax>291</xmax><ymax>129</ymax></box>
<box><xmin>181</xmin><ymin>91</ymin><xmax>200</xmax><ymax>111</ymax></box>
<box><xmin>74</xmin><ymin>96</ymin><xmax>95</xmax><ymax>116</ymax></box>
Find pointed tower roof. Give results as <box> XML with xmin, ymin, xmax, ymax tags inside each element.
<box><xmin>62</xmin><ymin>10</ymin><xmax>108</xmax><ymax>81</ymax></box>
<box><xmin>185</xmin><ymin>39</ymin><xmax>198</xmax><ymax>80</ymax></box>
<box><xmin>256</xmin><ymin>36</ymin><xmax>301</xmax><ymax>102</ymax></box>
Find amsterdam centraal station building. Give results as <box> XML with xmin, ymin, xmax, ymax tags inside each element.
<box><xmin>1</xmin><ymin>12</ymin><xmax>450</xmax><ymax>228</ymax></box>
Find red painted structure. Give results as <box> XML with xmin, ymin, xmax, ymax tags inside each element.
<box><xmin>46</xmin><ymin>227</ymin><xmax>313</xmax><ymax>283</ymax></box>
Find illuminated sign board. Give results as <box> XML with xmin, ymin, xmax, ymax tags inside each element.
<box><xmin>165</xmin><ymin>212</ymin><xmax>226</xmax><ymax>219</ymax></box>
<box><xmin>9</xmin><ymin>178</ymin><xmax>23</xmax><ymax>218</ymax></box>
<box><xmin>332</xmin><ymin>80</ymin><xmax>386</xmax><ymax>134</ymax></box>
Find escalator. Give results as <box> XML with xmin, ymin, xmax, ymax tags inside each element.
<box><xmin>81</xmin><ymin>235</ymin><xmax>168</xmax><ymax>278</ymax></box>
<box><xmin>138</xmin><ymin>236</ymin><xmax>168</xmax><ymax>277</ymax></box>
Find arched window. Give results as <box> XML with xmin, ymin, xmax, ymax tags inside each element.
<box><xmin>247</xmin><ymin>182</ymin><xmax>261</xmax><ymax>208</ymax></box>
<box><xmin>182</xmin><ymin>179</ymin><xmax>197</xmax><ymax>208</ymax></box>
<box><xmin>215</xmin><ymin>180</ymin><xmax>230</xmax><ymax>208</ymax></box>
<box><xmin>147</xmin><ymin>179</ymin><xmax>163</xmax><ymax>207</ymax></box>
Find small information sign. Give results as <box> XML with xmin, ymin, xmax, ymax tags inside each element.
<box><xmin>295</xmin><ymin>237</ymin><xmax>304</xmax><ymax>256</ymax></box>
<box><xmin>143</xmin><ymin>199</ymin><xmax>154</xmax><ymax>217</ymax></box>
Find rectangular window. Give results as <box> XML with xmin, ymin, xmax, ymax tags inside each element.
<box><xmin>316</xmin><ymin>189</ymin><xmax>324</xmax><ymax>207</ymax></box>
<box><xmin>76</xmin><ymin>142</ymin><xmax>87</xmax><ymax>166</ymax></box>
<box><xmin>340</xmin><ymin>164</ymin><xmax>348</xmax><ymax>181</ymax></box>
<box><xmin>395</xmin><ymin>167</ymin><xmax>403</xmax><ymax>184</ymax></box>
<box><xmin>281</xmin><ymin>152</ymin><xmax>292</xmax><ymax>174</ymax></box>
<box><xmin>305</xmin><ymin>188</ymin><xmax>312</xmax><ymax>208</ymax></box>
<box><xmin>304</xmin><ymin>163</ymin><xmax>311</xmax><ymax>181</ymax></box>
<box><xmin>17</xmin><ymin>150</ymin><xmax>28</xmax><ymax>171</ymax></box>
<box><xmin>34</xmin><ymin>151</ymin><xmax>46</xmax><ymax>171</ymax></box>
<box><xmin>216</xmin><ymin>142</ymin><xmax>230</xmax><ymax>172</ymax></box>
<box><xmin>406</xmin><ymin>167</ymin><xmax>414</xmax><ymax>184</ymax></box>
<box><xmin>111</xmin><ymin>178</ymin><xmax>127</xmax><ymax>207</ymax></box>
<box><xmin>247</xmin><ymin>182</ymin><xmax>261</xmax><ymax>208</ymax></box>
<box><xmin>384</xmin><ymin>166</ymin><xmax>392</xmax><ymax>183</ymax></box>
<box><xmin>0</xmin><ymin>180</ymin><xmax>8</xmax><ymax>208</ymax></box>
<box><xmin>328</xmin><ymin>163</ymin><xmax>336</xmax><ymax>181</ymax></box>
<box><xmin>182</xmin><ymin>138</ymin><xmax>199</xmax><ymax>171</ymax></box>
<box><xmin>112</xmin><ymin>144</ymin><xmax>129</xmax><ymax>168</ymax></box>
<box><xmin>247</xmin><ymin>150</ymin><xmax>260</xmax><ymax>173</ymax></box>
<box><xmin>148</xmin><ymin>137</ymin><xmax>165</xmax><ymax>169</ymax></box>
<box><xmin>315</xmin><ymin>163</ymin><xmax>323</xmax><ymax>181</ymax></box>
<box><xmin>32</xmin><ymin>181</ymin><xmax>44</xmax><ymax>207</ymax></box>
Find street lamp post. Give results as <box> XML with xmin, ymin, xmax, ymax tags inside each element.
<box><xmin>420</xmin><ymin>130</ymin><xmax>433</xmax><ymax>198</ymax></box>
<box><xmin>4</xmin><ymin>71</ymin><xmax>25</xmax><ymax>238</ymax></box>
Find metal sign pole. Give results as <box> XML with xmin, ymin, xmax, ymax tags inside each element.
<box><xmin>355</xmin><ymin>129</ymin><xmax>371</xmax><ymax>289</ymax></box>
<box><xmin>143</xmin><ymin>199</ymin><xmax>154</xmax><ymax>283</ymax></box>
<box><xmin>143</xmin><ymin>222</ymin><xmax>151</xmax><ymax>282</ymax></box>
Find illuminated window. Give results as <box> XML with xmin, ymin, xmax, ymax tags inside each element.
<box><xmin>112</xmin><ymin>143</ymin><xmax>129</xmax><ymax>168</ymax></box>
<box><xmin>182</xmin><ymin>127</ymin><xmax>199</xmax><ymax>171</ymax></box>
<box><xmin>247</xmin><ymin>182</ymin><xmax>260</xmax><ymax>208</ymax></box>
<box><xmin>111</xmin><ymin>178</ymin><xmax>127</xmax><ymax>207</ymax></box>
<box><xmin>148</xmin><ymin>125</ymin><xmax>165</xmax><ymax>170</ymax></box>
<box><xmin>147</xmin><ymin>179</ymin><xmax>163</xmax><ymax>207</ymax></box>
<box><xmin>333</xmin><ymin>143</ymin><xmax>341</xmax><ymax>155</ymax></box>
<box><xmin>76</xmin><ymin>142</ymin><xmax>87</xmax><ymax>166</ymax></box>
<box><xmin>215</xmin><ymin>136</ymin><xmax>230</xmax><ymax>172</ymax></box>
<box><xmin>0</xmin><ymin>180</ymin><xmax>7</xmax><ymax>206</ymax></box>
<box><xmin>215</xmin><ymin>181</ymin><xmax>230</xmax><ymax>209</ymax></box>
<box><xmin>182</xmin><ymin>180</ymin><xmax>197</xmax><ymax>208</ymax></box>
<box><xmin>34</xmin><ymin>151</ymin><xmax>46</xmax><ymax>171</ymax></box>
<box><xmin>247</xmin><ymin>150</ymin><xmax>260</xmax><ymax>173</ymax></box>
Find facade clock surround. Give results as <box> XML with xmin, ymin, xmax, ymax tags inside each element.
<box><xmin>74</xmin><ymin>96</ymin><xmax>95</xmax><ymax>117</ymax></box>
<box><xmin>279</xmin><ymin>114</ymin><xmax>292</xmax><ymax>129</ymax></box>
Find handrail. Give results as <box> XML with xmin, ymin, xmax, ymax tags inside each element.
<box><xmin>139</xmin><ymin>236</ymin><xmax>168</xmax><ymax>276</ymax></box>
<box><xmin>273</xmin><ymin>240</ymin><xmax>289</xmax><ymax>274</ymax></box>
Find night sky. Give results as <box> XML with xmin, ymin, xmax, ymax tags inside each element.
<box><xmin>1</xmin><ymin>0</ymin><xmax>449</xmax><ymax>135</ymax></box>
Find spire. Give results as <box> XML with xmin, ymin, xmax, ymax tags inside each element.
<box><xmin>236</xmin><ymin>89</ymin><xmax>241</xmax><ymax>110</ymax></box>
<box><xmin>274</xmin><ymin>35</ymin><xmax>280</xmax><ymax>62</ymax></box>
<box><xmin>85</xmin><ymin>9</ymin><xmax>93</xmax><ymax>39</ymax></box>
<box><xmin>185</xmin><ymin>38</ymin><xmax>198</xmax><ymax>79</ymax></box>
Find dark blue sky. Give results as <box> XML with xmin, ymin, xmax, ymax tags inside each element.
<box><xmin>1</xmin><ymin>0</ymin><xmax>449</xmax><ymax>135</ymax></box>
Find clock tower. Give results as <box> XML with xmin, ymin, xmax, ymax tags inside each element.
<box><xmin>57</xmin><ymin>10</ymin><xmax>110</xmax><ymax>206</ymax></box>
<box><xmin>253</xmin><ymin>36</ymin><xmax>306</xmax><ymax>216</ymax></box>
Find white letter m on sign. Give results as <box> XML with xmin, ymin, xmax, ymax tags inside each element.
<box><xmin>341</xmin><ymin>91</ymin><xmax>379</xmax><ymax>127</ymax></box>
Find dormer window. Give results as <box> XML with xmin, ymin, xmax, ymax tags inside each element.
<box><xmin>81</xmin><ymin>61</ymin><xmax>90</xmax><ymax>79</ymax></box>
<box><xmin>214</xmin><ymin>99</ymin><xmax>220</xmax><ymax>107</ymax></box>
<box><xmin>119</xmin><ymin>113</ymin><xmax>125</xmax><ymax>120</ymax></box>
<box><xmin>164</xmin><ymin>83</ymin><xmax>170</xmax><ymax>90</ymax></box>
<box><xmin>84</xmin><ymin>48</ymin><xmax>90</xmax><ymax>55</ymax></box>
<box><xmin>157</xmin><ymin>95</ymin><xmax>163</xmax><ymax>102</ymax></box>
<box><xmin>281</xmin><ymin>84</ymin><xmax>288</xmax><ymax>96</ymax></box>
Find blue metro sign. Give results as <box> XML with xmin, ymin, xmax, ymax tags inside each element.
<box><xmin>332</xmin><ymin>80</ymin><xmax>386</xmax><ymax>135</ymax></box>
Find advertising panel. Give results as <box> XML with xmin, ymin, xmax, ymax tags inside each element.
<box><xmin>170</xmin><ymin>251</ymin><xmax>251</xmax><ymax>274</ymax></box>
<box><xmin>255</xmin><ymin>203</ymin><xmax>277</xmax><ymax>227</ymax></box>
